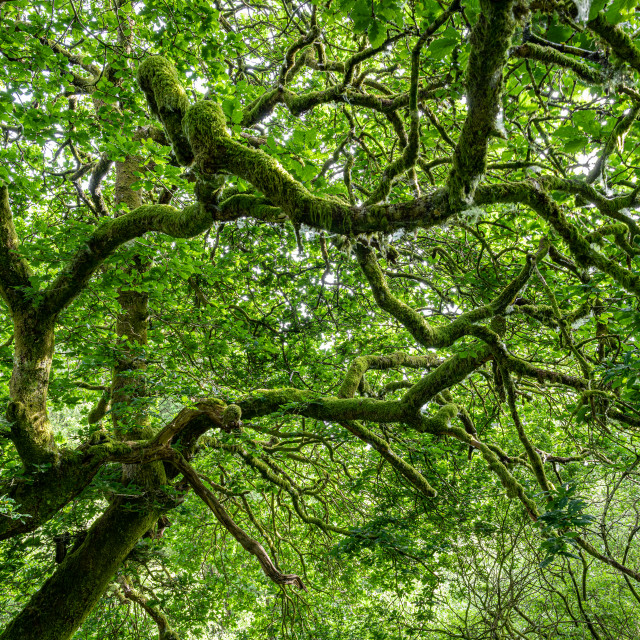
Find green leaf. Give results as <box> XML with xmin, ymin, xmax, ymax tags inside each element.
<box><xmin>368</xmin><ymin>19</ymin><xmax>386</xmax><ymax>48</ymax></box>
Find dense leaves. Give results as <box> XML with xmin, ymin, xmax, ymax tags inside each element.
<box><xmin>1</xmin><ymin>0</ymin><xmax>640</xmax><ymax>638</ymax></box>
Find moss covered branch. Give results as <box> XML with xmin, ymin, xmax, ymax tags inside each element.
<box><xmin>0</xmin><ymin>183</ymin><xmax>33</xmax><ymax>311</ymax></box>
<box><xmin>586</xmin><ymin>102</ymin><xmax>640</xmax><ymax>184</ymax></box>
<box><xmin>355</xmin><ymin>239</ymin><xmax>546</xmax><ymax>351</ymax></box>
<box><xmin>511</xmin><ymin>42</ymin><xmax>605</xmax><ymax>85</ymax></box>
<box><xmin>588</xmin><ymin>12</ymin><xmax>640</xmax><ymax>74</ymax></box>
<box><xmin>338</xmin><ymin>352</ymin><xmax>441</xmax><ymax>399</ymax></box>
<box><xmin>42</xmin><ymin>202</ymin><xmax>217</xmax><ymax>316</ymax></box>
<box><xmin>136</xmin><ymin>57</ymin><xmax>193</xmax><ymax>165</ymax></box>
<box><xmin>419</xmin><ymin>411</ymin><xmax>539</xmax><ymax>519</ymax></box>
<box><xmin>340</xmin><ymin>419</ymin><xmax>438</xmax><ymax>497</ymax></box>
<box><xmin>447</xmin><ymin>0</ymin><xmax>517</xmax><ymax>205</ymax></box>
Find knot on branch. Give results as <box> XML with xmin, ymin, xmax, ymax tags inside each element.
<box><xmin>222</xmin><ymin>404</ymin><xmax>242</xmax><ymax>432</ymax></box>
<box><xmin>6</xmin><ymin>400</ymin><xmax>27</xmax><ymax>425</ymax></box>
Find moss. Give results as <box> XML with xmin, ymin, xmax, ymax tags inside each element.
<box><xmin>222</xmin><ymin>404</ymin><xmax>242</xmax><ymax>429</ymax></box>
<box><xmin>588</xmin><ymin>12</ymin><xmax>640</xmax><ymax>74</ymax></box>
<box><xmin>136</xmin><ymin>56</ymin><xmax>193</xmax><ymax>166</ymax></box>
<box><xmin>356</xmin><ymin>242</ymin><xmax>543</xmax><ymax>355</ymax></box>
<box><xmin>242</xmin><ymin>88</ymin><xmax>282</xmax><ymax>127</ymax></box>
<box><xmin>525</xmin><ymin>186</ymin><xmax>640</xmax><ymax>297</ymax></box>
<box><xmin>87</xmin><ymin>391</ymin><xmax>110</xmax><ymax>424</ymax></box>
<box><xmin>338</xmin><ymin>352</ymin><xmax>440</xmax><ymax>399</ymax></box>
<box><xmin>0</xmin><ymin>497</ymin><xmax>162</xmax><ymax>640</ymax></box>
<box><xmin>447</xmin><ymin>0</ymin><xmax>517</xmax><ymax>206</ymax></box>
<box><xmin>419</xmin><ymin>413</ymin><xmax>538</xmax><ymax>517</ymax></box>
<box><xmin>0</xmin><ymin>183</ymin><xmax>33</xmax><ymax>310</ymax></box>
<box><xmin>182</xmin><ymin>100</ymin><xmax>230</xmax><ymax>171</ymax></box>
<box><xmin>218</xmin><ymin>194</ymin><xmax>286</xmax><ymax>223</ymax></box>
<box><xmin>585</xmin><ymin>223</ymin><xmax>628</xmax><ymax>245</ymax></box>
<box><xmin>137</xmin><ymin>56</ymin><xmax>188</xmax><ymax>119</ymax></box>
<box><xmin>234</xmin><ymin>387</ymin><xmax>407</xmax><ymax>423</ymax></box>
<box><xmin>0</xmin><ymin>448</ymin><xmax>107</xmax><ymax>540</ymax></box>
<box><xmin>511</xmin><ymin>42</ymin><xmax>603</xmax><ymax>84</ymax></box>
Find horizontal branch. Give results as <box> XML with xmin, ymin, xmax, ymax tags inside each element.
<box><xmin>42</xmin><ymin>202</ymin><xmax>217</xmax><ymax>317</ymax></box>
<box><xmin>338</xmin><ymin>352</ymin><xmax>442</xmax><ymax>399</ymax></box>
<box><xmin>511</xmin><ymin>42</ymin><xmax>605</xmax><ymax>84</ymax></box>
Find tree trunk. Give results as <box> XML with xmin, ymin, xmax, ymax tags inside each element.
<box><xmin>0</xmin><ymin>496</ymin><xmax>161</xmax><ymax>640</ymax></box>
<box><xmin>8</xmin><ymin>309</ymin><xmax>58</xmax><ymax>466</ymax></box>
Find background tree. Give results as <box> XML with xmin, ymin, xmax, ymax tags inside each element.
<box><xmin>1</xmin><ymin>0</ymin><xmax>640</xmax><ymax>638</ymax></box>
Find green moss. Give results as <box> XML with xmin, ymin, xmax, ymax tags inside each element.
<box><xmin>447</xmin><ymin>0</ymin><xmax>517</xmax><ymax>205</ymax></box>
<box><xmin>222</xmin><ymin>404</ymin><xmax>242</xmax><ymax>427</ymax></box>
<box><xmin>0</xmin><ymin>497</ymin><xmax>162</xmax><ymax>640</ymax></box>
<box><xmin>512</xmin><ymin>42</ymin><xmax>603</xmax><ymax>84</ymax></box>
<box><xmin>136</xmin><ymin>56</ymin><xmax>193</xmax><ymax>166</ymax></box>
<box><xmin>419</xmin><ymin>413</ymin><xmax>538</xmax><ymax>517</ymax></box>
<box><xmin>588</xmin><ymin>12</ymin><xmax>640</xmax><ymax>74</ymax></box>
<box><xmin>182</xmin><ymin>100</ymin><xmax>230</xmax><ymax>168</ymax></box>
<box><xmin>342</xmin><ymin>419</ymin><xmax>437</xmax><ymax>497</ymax></box>
<box><xmin>242</xmin><ymin>88</ymin><xmax>281</xmax><ymax>126</ymax></box>
<box><xmin>137</xmin><ymin>56</ymin><xmax>188</xmax><ymax>118</ymax></box>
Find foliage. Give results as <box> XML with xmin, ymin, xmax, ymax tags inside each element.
<box><xmin>1</xmin><ymin>0</ymin><xmax>640</xmax><ymax>638</ymax></box>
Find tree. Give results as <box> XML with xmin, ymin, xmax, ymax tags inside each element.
<box><xmin>1</xmin><ymin>0</ymin><xmax>640</xmax><ymax>637</ymax></box>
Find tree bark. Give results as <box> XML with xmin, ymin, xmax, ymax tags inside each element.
<box><xmin>0</xmin><ymin>496</ymin><xmax>161</xmax><ymax>640</ymax></box>
<box><xmin>8</xmin><ymin>310</ymin><xmax>58</xmax><ymax>466</ymax></box>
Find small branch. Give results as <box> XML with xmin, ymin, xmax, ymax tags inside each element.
<box><xmin>168</xmin><ymin>451</ymin><xmax>306</xmax><ymax>590</ymax></box>
<box><xmin>117</xmin><ymin>578</ymin><xmax>182</xmax><ymax>640</ymax></box>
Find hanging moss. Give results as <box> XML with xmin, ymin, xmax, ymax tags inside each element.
<box><xmin>511</xmin><ymin>42</ymin><xmax>604</xmax><ymax>84</ymax></box>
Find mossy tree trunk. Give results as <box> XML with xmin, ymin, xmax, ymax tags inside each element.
<box><xmin>0</xmin><ymin>142</ymin><xmax>169</xmax><ymax>640</ymax></box>
<box><xmin>0</xmin><ymin>497</ymin><xmax>161</xmax><ymax>640</ymax></box>
<box><xmin>8</xmin><ymin>309</ymin><xmax>58</xmax><ymax>466</ymax></box>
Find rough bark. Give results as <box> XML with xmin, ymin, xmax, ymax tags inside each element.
<box><xmin>0</xmin><ymin>497</ymin><xmax>162</xmax><ymax>640</ymax></box>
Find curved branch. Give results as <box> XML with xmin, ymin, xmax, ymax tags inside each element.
<box><xmin>338</xmin><ymin>352</ymin><xmax>442</xmax><ymax>399</ymax></box>
<box><xmin>354</xmin><ymin>238</ymin><xmax>547</xmax><ymax>351</ymax></box>
<box><xmin>511</xmin><ymin>42</ymin><xmax>605</xmax><ymax>85</ymax></box>
<box><xmin>588</xmin><ymin>12</ymin><xmax>640</xmax><ymax>74</ymax></box>
<box><xmin>168</xmin><ymin>451</ymin><xmax>306</xmax><ymax>590</ymax></box>
<box><xmin>42</xmin><ymin>202</ymin><xmax>217</xmax><ymax>316</ymax></box>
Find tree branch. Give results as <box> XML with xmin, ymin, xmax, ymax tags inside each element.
<box><xmin>0</xmin><ymin>183</ymin><xmax>32</xmax><ymax>311</ymax></box>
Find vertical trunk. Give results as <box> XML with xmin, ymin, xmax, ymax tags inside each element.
<box><xmin>111</xmin><ymin>152</ymin><xmax>166</xmax><ymax>489</ymax></box>
<box><xmin>2</xmin><ymin>15</ymin><xmax>171</xmax><ymax>639</ymax></box>
<box><xmin>1</xmin><ymin>142</ymin><xmax>168</xmax><ymax>640</ymax></box>
<box><xmin>8</xmin><ymin>309</ymin><xmax>58</xmax><ymax>465</ymax></box>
